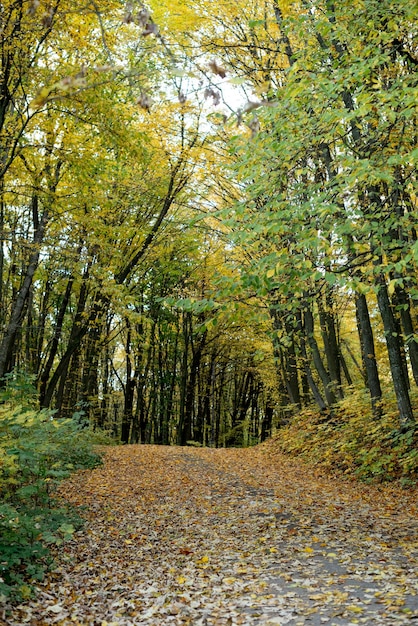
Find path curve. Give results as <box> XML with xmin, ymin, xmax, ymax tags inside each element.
<box><xmin>4</xmin><ymin>444</ymin><xmax>418</xmax><ymax>625</ymax></box>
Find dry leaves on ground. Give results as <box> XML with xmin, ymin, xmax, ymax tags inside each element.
<box><xmin>3</xmin><ymin>443</ymin><xmax>418</xmax><ymax>625</ymax></box>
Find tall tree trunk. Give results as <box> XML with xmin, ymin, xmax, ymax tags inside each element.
<box><xmin>177</xmin><ymin>312</ymin><xmax>190</xmax><ymax>445</ymax></box>
<box><xmin>81</xmin><ymin>325</ymin><xmax>101</xmax><ymax>426</ymax></box>
<box><xmin>99</xmin><ymin>334</ymin><xmax>111</xmax><ymax>429</ymax></box>
<box><xmin>35</xmin><ymin>278</ymin><xmax>52</xmax><ymax>376</ymax></box>
<box><xmin>283</xmin><ymin>334</ymin><xmax>301</xmax><ymax>407</ymax></box>
<box><xmin>38</xmin><ymin>274</ymin><xmax>74</xmax><ymax>404</ymax></box>
<box><xmin>0</xmin><ymin>182</ymin><xmax>4</xmax><ymax>329</ymax></box>
<box><xmin>182</xmin><ymin>327</ymin><xmax>207</xmax><ymax>445</ymax></box>
<box><xmin>339</xmin><ymin>351</ymin><xmax>353</xmax><ymax>387</ymax></box>
<box><xmin>41</xmin><ymin>260</ymin><xmax>93</xmax><ymax>408</ymax></box>
<box><xmin>121</xmin><ymin>321</ymin><xmax>133</xmax><ymax>443</ymax></box>
<box><xmin>300</xmin><ymin>335</ymin><xmax>328</xmax><ymax>412</ymax></box>
<box><xmin>161</xmin><ymin>333</ymin><xmax>179</xmax><ymax>445</ymax></box>
<box><xmin>0</xmin><ymin>196</ymin><xmax>47</xmax><ymax>380</ymax></box>
<box><xmin>25</xmin><ymin>286</ymin><xmax>37</xmax><ymax>372</ymax></box>
<box><xmin>59</xmin><ymin>350</ymin><xmax>82</xmax><ymax>419</ymax></box>
<box><xmin>376</xmin><ymin>277</ymin><xmax>414</xmax><ymax>426</ymax></box>
<box><xmin>261</xmin><ymin>399</ymin><xmax>274</xmax><ymax>442</ymax></box>
<box><xmin>318</xmin><ymin>290</ymin><xmax>343</xmax><ymax>398</ymax></box>
<box><xmin>393</xmin><ymin>285</ymin><xmax>418</xmax><ymax>386</ymax></box>
<box><xmin>215</xmin><ymin>365</ymin><xmax>226</xmax><ymax>447</ymax></box>
<box><xmin>355</xmin><ymin>293</ymin><xmax>382</xmax><ymax>417</ymax></box>
<box><xmin>270</xmin><ymin>307</ymin><xmax>301</xmax><ymax>407</ymax></box>
<box><xmin>208</xmin><ymin>351</ymin><xmax>218</xmax><ymax>447</ymax></box>
<box><xmin>303</xmin><ymin>304</ymin><xmax>336</xmax><ymax>407</ymax></box>
<box><xmin>341</xmin><ymin>338</ymin><xmax>365</xmax><ymax>382</ymax></box>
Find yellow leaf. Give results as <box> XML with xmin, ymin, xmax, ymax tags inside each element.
<box><xmin>30</xmin><ymin>86</ymin><xmax>52</xmax><ymax>108</ymax></box>
<box><xmin>310</xmin><ymin>593</ymin><xmax>326</xmax><ymax>600</ymax></box>
<box><xmin>19</xmin><ymin>585</ymin><xmax>32</xmax><ymax>599</ymax></box>
<box><xmin>176</xmin><ymin>575</ymin><xmax>186</xmax><ymax>584</ymax></box>
<box><xmin>197</xmin><ymin>555</ymin><xmax>209</xmax><ymax>563</ymax></box>
<box><xmin>388</xmin><ymin>279</ymin><xmax>397</xmax><ymax>297</ymax></box>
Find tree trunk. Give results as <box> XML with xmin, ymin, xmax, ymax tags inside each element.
<box><xmin>304</xmin><ymin>304</ymin><xmax>336</xmax><ymax>406</ymax></box>
<box><xmin>38</xmin><ymin>275</ymin><xmax>74</xmax><ymax>405</ymax></box>
<box><xmin>182</xmin><ymin>327</ymin><xmax>207</xmax><ymax>445</ymax></box>
<box><xmin>121</xmin><ymin>321</ymin><xmax>133</xmax><ymax>443</ymax></box>
<box><xmin>80</xmin><ymin>326</ymin><xmax>101</xmax><ymax>426</ymax></box>
<box><xmin>376</xmin><ymin>277</ymin><xmax>414</xmax><ymax>426</ymax></box>
<box><xmin>0</xmin><ymin>182</ymin><xmax>5</xmax><ymax>329</ymax></box>
<box><xmin>318</xmin><ymin>290</ymin><xmax>343</xmax><ymax>398</ymax></box>
<box><xmin>270</xmin><ymin>307</ymin><xmax>301</xmax><ymax>407</ymax></box>
<box><xmin>261</xmin><ymin>400</ymin><xmax>274</xmax><ymax>442</ymax></box>
<box><xmin>355</xmin><ymin>293</ymin><xmax>382</xmax><ymax>417</ymax></box>
<box><xmin>393</xmin><ymin>285</ymin><xmax>418</xmax><ymax>386</ymax></box>
<box><xmin>41</xmin><ymin>261</ymin><xmax>93</xmax><ymax>408</ymax></box>
<box><xmin>0</xmin><ymin>197</ymin><xmax>47</xmax><ymax>380</ymax></box>
<box><xmin>177</xmin><ymin>312</ymin><xmax>191</xmax><ymax>445</ymax></box>
<box><xmin>35</xmin><ymin>278</ymin><xmax>52</xmax><ymax>376</ymax></box>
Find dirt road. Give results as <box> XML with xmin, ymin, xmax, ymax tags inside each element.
<box><xmin>5</xmin><ymin>444</ymin><xmax>418</xmax><ymax>624</ymax></box>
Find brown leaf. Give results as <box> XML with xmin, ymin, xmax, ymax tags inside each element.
<box><xmin>208</xmin><ymin>59</ymin><xmax>227</xmax><ymax>78</ymax></box>
<box><xmin>141</xmin><ymin>22</ymin><xmax>159</xmax><ymax>37</ymax></box>
<box><xmin>136</xmin><ymin>92</ymin><xmax>152</xmax><ymax>110</ymax></box>
<box><xmin>27</xmin><ymin>0</ymin><xmax>40</xmax><ymax>15</ymax></box>
<box><xmin>136</xmin><ymin>7</ymin><xmax>151</xmax><ymax>27</ymax></box>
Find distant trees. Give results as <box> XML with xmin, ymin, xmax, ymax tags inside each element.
<box><xmin>0</xmin><ymin>0</ymin><xmax>278</xmax><ymax>445</ymax></box>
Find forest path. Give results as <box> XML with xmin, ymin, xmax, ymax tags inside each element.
<box><xmin>6</xmin><ymin>444</ymin><xmax>418</xmax><ymax>625</ymax></box>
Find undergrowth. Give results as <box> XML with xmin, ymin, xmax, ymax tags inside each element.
<box><xmin>0</xmin><ymin>372</ymin><xmax>114</xmax><ymax>603</ymax></box>
<box><xmin>272</xmin><ymin>388</ymin><xmax>418</xmax><ymax>485</ymax></box>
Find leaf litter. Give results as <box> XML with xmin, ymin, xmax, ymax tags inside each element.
<box><xmin>3</xmin><ymin>443</ymin><xmax>418</xmax><ymax>625</ymax></box>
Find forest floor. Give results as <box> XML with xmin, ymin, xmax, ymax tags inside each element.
<box><xmin>4</xmin><ymin>443</ymin><xmax>418</xmax><ymax>625</ymax></box>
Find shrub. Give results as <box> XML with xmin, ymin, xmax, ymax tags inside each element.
<box><xmin>0</xmin><ymin>377</ymin><xmax>111</xmax><ymax>602</ymax></box>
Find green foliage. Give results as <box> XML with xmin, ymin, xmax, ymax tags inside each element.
<box><xmin>0</xmin><ymin>371</ymin><xmax>38</xmax><ymax>407</ymax></box>
<box><xmin>0</xmin><ymin>385</ymin><xmax>108</xmax><ymax>602</ymax></box>
<box><xmin>225</xmin><ymin>422</ymin><xmax>246</xmax><ymax>447</ymax></box>
<box><xmin>0</xmin><ymin>502</ymin><xmax>83</xmax><ymax>602</ymax></box>
<box><xmin>274</xmin><ymin>390</ymin><xmax>418</xmax><ymax>484</ymax></box>
<box><xmin>0</xmin><ymin>406</ymin><xmax>103</xmax><ymax>497</ymax></box>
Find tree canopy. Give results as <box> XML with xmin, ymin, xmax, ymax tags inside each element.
<box><xmin>0</xmin><ymin>0</ymin><xmax>417</xmax><ymax>447</ymax></box>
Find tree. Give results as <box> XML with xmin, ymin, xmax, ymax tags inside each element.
<box><xmin>2</xmin><ymin>0</ymin><xmax>416</xmax><ymax>442</ymax></box>
<box><xmin>178</xmin><ymin>0</ymin><xmax>417</xmax><ymax>426</ymax></box>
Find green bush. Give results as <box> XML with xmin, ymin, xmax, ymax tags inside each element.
<box><xmin>0</xmin><ymin>376</ymin><xmax>111</xmax><ymax>602</ymax></box>
<box><xmin>0</xmin><ymin>502</ymin><xmax>83</xmax><ymax>601</ymax></box>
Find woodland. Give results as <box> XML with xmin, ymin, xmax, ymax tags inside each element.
<box><xmin>1</xmin><ymin>0</ymin><xmax>418</xmax><ymax>444</ymax></box>
<box><xmin>0</xmin><ymin>0</ymin><xmax>418</xmax><ymax>609</ymax></box>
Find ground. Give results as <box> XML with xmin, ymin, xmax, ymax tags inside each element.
<box><xmin>3</xmin><ymin>443</ymin><xmax>418</xmax><ymax>625</ymax></box>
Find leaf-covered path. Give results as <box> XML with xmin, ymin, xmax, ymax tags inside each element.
<box><xmin>5</xmin><ymin>444</ymin><xmax>418</xmax><ymax>625</ymax></box>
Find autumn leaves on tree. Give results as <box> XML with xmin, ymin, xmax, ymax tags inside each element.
<box><xmin>0</xmin><ymin>0</ymin><xmax>417</xmax><ymax>446</ymax></box>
